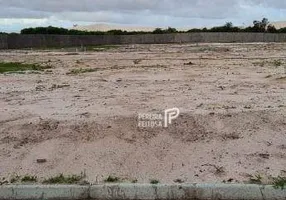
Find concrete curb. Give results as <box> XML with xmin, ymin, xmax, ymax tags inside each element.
<box><xmin>0</xmin><ymin>184</ymin><xmax>285</xmax><ymax>200</ymax></box>
<box><xmin>0</xmin><ymin>185</ymin><xmax>89</xmax><ymax>200</ymax></box>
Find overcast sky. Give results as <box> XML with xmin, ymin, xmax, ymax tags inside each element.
<box><xmin>0</xmin><ymin>0</ymin><xmax>286</xmax><ymax>32</ymax></box>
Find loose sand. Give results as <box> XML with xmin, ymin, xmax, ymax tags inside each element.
<box><xmin>0</xmin><ymin>43</ymin><xmax>285</xmax><ymax>184</ymax></box>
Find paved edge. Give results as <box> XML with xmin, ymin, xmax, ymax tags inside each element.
<box><xmin>0</xmin><ymin>184</ymin><xmax>285</xmax><ymax>200</ymax></box>
<box><xmin>0</xmin><ymin>185</ymin><xmax>89</xmax><ymax>200</ymax></box>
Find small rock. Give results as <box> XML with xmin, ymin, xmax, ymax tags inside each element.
<box><xmin>218</xmin><ymin>86</ymin><xmax>225</xmax><ymax>90</ymax></box>
<box><xmin>184</xmin><ymin>61</ymin><xmax>194</xmax><ymax>65</ymax></box>
<box><xmin>37</xmin><ymin>159</ymin><xmax>47</xmax><ymax>163</ymax></box>
<box><xmin>258</xmin><ymin>153</ymin><xmax>270</xmax><ymax>159</ymax></box>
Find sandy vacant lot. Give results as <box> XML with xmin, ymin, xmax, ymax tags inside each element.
<box><xmin>0</xmin><ymin>43</ymin><xmax>285</xmax><ymax>184</ymax></box>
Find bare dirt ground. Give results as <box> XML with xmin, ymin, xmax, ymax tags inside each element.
<box><xmin>0</xmin><ymin>43</ymin><xmax>285</xmax><ymax>184</ymax></box>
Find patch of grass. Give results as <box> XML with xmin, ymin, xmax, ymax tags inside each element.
<box><xmin>10</xmin><ymin>175</ymin><xmax>21</xmax><ymax>183</ymax></box>
<box><xmin>86</xmin><ymin>45</ymin><xmax>119</xmax><ymax>52</ymax></box>
<box><xmin>131</xmin><ymin>179</ymin><xmax>138</xmax><ymax>183</ymax></box>
<box><xmin>174</xmin><ymin>179</ymin><xmax>184</xmax><ymax>183</ymax></box>
<box><xmin>273</xmin><ymin>176</ymin><xmax>286</xmax><ymax>189</ymax></box>
<box><xmin>50</xmin><ymin>84</ymin><xmax>70</xmax><ymax>89</ymax></box>
<box><xmin>253</xmin><ymin>61</ymin><xmax>266</xmax><ymax>67</ymax></box>
<box><xmin>221</xmin><ymin>133</ymin><xmax>241</xmax><ymax>140</ymax></box>
<box><xmin>21</xmin><ymin>175</ymin><xmax>37</xmax><ymax>183</ymax></box>
<box><xmin>110</xmin><ymin>64</ymin><xmax>166</xmax><ymax>70</ymax></box>
<box><xmin>273</xmin><ymin>60</ymin><xmax>283</xmax><ymax>67</ymax></box>
<box><xmin>104</xmin><ymin>175</ymin><xmax>120</xmax><ymax>183</ymax></box>
<box><xmin>276</xmin><ymin>76</ymin><xmax>286</xmax><ymax>81</ymax></box>
<box><xmin>265</xmin><ymin>75</ymin><xmax>272</xmax><ymax>78</ymax></box>
<box><xmin>253</xmin><ymin>60</ymin><xmax>283</xmax><ymax>68</ymax></box>
<box><xmin>150</xmin><ymin>179</ymin><xmax>160</xmax><ymax>184</ymax></box>
<box><xmin>198</xmin><ymin>47</ymin><xmax>230</xmax><ymax>53</ymax></box>
<box><xmin>0</xmin><ymin>62</ymin><xmax>52</xmax><ymax>74</ymax></box>
<box><xmin>43</xmin><ymin>173</ymin><xmax>83</xmax><ymax>184</ymax></box>
<box><xmin>67</xmin><ymin>68</ymin><xmax>100</xmax><ymax>75</ymax></box>
<box><xmin>249</xmin><ymin>174</ymin><xmax>263</xmax><ymax>184</ymax></box>
<box><xmin>133</xmin><ymin>59</ymin><xmax>142</xmax><ymax>65</ymax></box>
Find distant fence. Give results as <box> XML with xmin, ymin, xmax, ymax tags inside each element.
<box><xmin>1</xmin><ymin>32</ymin><xmax>286</xmax><ymax>49</ymax></box>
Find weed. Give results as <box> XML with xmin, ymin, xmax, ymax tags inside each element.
<box><xmin>21</xmin><ymin>175</ymin><xmax>37</xmax><ymax>182</ymax></box>
<box><xmin>273</xmin><ymin>176</ymin><xmax>286</xmax><ymax>189</ymax></box>
<box><xmin>174</xmin><ymin>179</ymin><xmax>184</xmax><ymax>183</ymax></box>
<box><xmin>249</xmin><ymin>174</ymin><xmax>263</xmax><ymax>184</ymax></box>
<box><xmin>276</xmin><ymin>76</ymin><xmax>286</xmax><ymax>81</ymax></box>
<box><xmin>265</xmin><ymin>75</ymin><xmax>272</xmax><ymax>78</ymax></box>
<box><xmin>253</xmin><ymin>61</ymin><xmax>266</xmax><ymax>67</ymax></box>
<box><xmin>133</xmin><ymin>59</ymin><xmax>142</xmax><ymax>65</ymax></box>
<box><xmin>43</xmin><ymin>173</ymin><xmax>83</xmax><ymax>184</ymax></box>
<box><xmin>10</xmin><ymin>175</ymin><xmax>21</xmax><ymax>183</ymax></box>
<box><xmin>273</xmin><ymin>60</ymin><xmax>282</xmax><ymax>67</ymax></box>
<box><xmin>198</xmin><ymin>47</ymin><xmax>229</xmax><ymax>52</ymax></box>
<box><xmin>86</xmin><ymin>45</ymin><xmax>119</xmax><ymax>52</ymax></box>
<box><xmin>184</xmin><ymin>61</ymin><xmax>194</xmax><ymax>65</ymax></box>
<box><xmin>222</xmin><ymin>133</ymin><xmax>241</xmax><ymax>140</ymax></box>
<box><xmin>131</xmin><ymin>179</ymin><xmax>138</xmax><ymax>183</ymax></box>
<box><xmin>104</xmin><ymin>175</ymin><xmax>120</xmax><ymax>183</ymax></box>
<box><xmin>253</xmin><ymin>60</ymin><xmax>283</xmax><ymax>68</ymax></box>
<box><xmin>67</xmin><ymin>68</ymin><xmax>99</xmax><ymax>75</ymax></box>
<box><xmin>0</xmin><ymin>62</ymin><xmax>52</xmax><ymax>73</ymax></box>
<box><xmin>50</xmin><ymin>84</ymin><xmax>70</xmax><ymax>89</ymax></box>
<box><xmin>214</xmin><ymin>166</ymin><xmax>225</xmax><ymax>175</ymax></box>
<box><xmin>150</xmin><ymin>179</ymin><xmax>160</xmax><ymax>184</ymax></box>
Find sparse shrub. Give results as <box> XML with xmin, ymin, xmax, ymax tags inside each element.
<box><xmin>104</xmin><ymin>175</ymin><xmax>120</xmax><ymax>183</ymax></box>
<box><xmin>67</xmin><ymin>68</ymin><xmax>99</xmax><ymax>75</ymax></box>
<box><xmin>273</xmin><ymin>176</ymin><xmax>286</xmax><ymax>189</ymax></box>
<box><xmin>174</xmin><ymin>179</ymin><xmax>184</xmax><ymax>183</ymax></box>
<box><xmin>0</xmin><ymin>62</ymin><xmax>52</xmax><ymax>73</ymax></box>
<box><xmin>249</xmin><ymin>174</ymin><xmax>263</xmax><ymax>184</ymax></box>
<box><xmin>43</xmin><ymin>173</ymin><xmax>83</xmax><ymax>184</ymax></box>
<box><xmin>10</xmin><ymin>175</ymin><xmax>21</xmax><ymax>183</ymax></box>
<box><xmin>131</xmin><ymin>179</ymin><xmax>138</xmax><ymax>183</ymax></box>
<box><xmin>150</xmin><ymin>179</ymin><xmax>160</xmax><ymax>184</ymax></box>
<box><xmin>21</xmin><ymin>175</ymin><xmax>37</xmax><ymax>182</ymax></box>
<box><xmin>273</xmin><ymin>60</ymin><xmax>282</xmax><ymax>67</ymax></box>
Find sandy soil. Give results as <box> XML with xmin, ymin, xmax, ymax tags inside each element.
<box><xmin>0</xmin><ymin>43</ymin><xmax>285</xmax><ymax>184</ymax></box>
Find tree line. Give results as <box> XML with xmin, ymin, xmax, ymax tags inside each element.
<box><xmin>2</xmin><ymin>18</ymin><xmax>286</xmax><ymax>35</ymax></box>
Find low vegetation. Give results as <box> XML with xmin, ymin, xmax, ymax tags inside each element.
<box><xmin>10</xmin><ymin>175</ymin><xmax>21</xmax><ymax>183</ymax></box>
<box><xmin>273</xmin><ymin>177</ymin><xmax>286</xmax><ymax>189</ymax></box>
<box><xmin>273</xmin><ymin>60</ymin><xmax>283</xmax><ymax>67</ymax></box>
<box><xmin>150</xmin><ymin>179</ymin><xmax>160</xmax><ymax>184</ymax></box>
<box><xmin>104</xmin><ymin>175</ymin><xmax>121</xmax><ymax>183</ymax></box>
<box><xmin>43</xmin><ymin>173</ymin><xmax>83</xmax><ymax>184</ymax></box>
<box><xmin>253</xmin><ymin>59</ymin><xmax>284</xmax><ymax>68</ymax></box>
<box><xmin>0</xmin><ymin>62</ymin><xmax>52</xmax><ymax>73</ymax></box>
<box><xmin>67</xmin><ymin>68</ymin><xmax>100</xmax><ymax>75</ymax></box>
<box><xmin>21</xmin><ymin>175</ymin><xmax>37</xmax><ymax>183</ymax></box>
<box><xmin>86</xmin><ymin>45</ymin><xmax>119</xmax><ymax>51</ymax></box>
<box><xmin>249</xmin><ymin>174</ymin><xmax>263</xmax><ymax>184</ymax></box>
<box><xmin>16</xmin><ymin>18</ymin><xmax>286</xmax><ymax>36</ymax></box>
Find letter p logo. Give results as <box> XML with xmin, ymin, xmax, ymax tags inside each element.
<box><xmin>164</xmin><ymin>108</ymin><xmax>180</xmax><ymax>127</ymax></box>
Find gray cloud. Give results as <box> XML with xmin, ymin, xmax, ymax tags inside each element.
<box><xmin>0</xmin><ymin>0</ymin><xmax>242</xmax><ymax>18</ymax></box>
<box><xmin>0</xmin><ymin>0</ymin><xmax>285</xmax><ymax>32</ymax></box>
<box><xmin>247</xmin><ymin>0</ymin><xmax>286</xmax><ymax>9</ymax></box>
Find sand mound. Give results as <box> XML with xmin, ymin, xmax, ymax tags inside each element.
<box><xmin>72</xmin><ymin>23</ymin><xmax>157</xmax><ymax>32</ymax></box>
<box><xmin>270</xmin><ymin>21</ymin><xmax>286</xmax><ymax>29</ymax></box>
